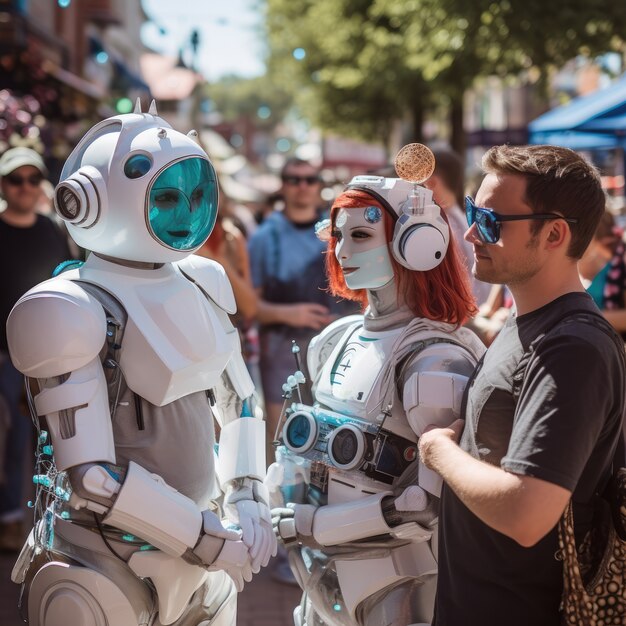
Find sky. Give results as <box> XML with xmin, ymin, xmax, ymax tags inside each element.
<box><xmin>141</xmin><ymin>0</ymin><xmax>267</xmax><ymax>82</ymax></box>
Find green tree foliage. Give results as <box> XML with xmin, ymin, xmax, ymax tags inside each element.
<box><xmin>205</xmin><ymin>75</ymin><xmax>293</xmax><ymax>132</ymax></box>
<box><xmin>265</xmin><ymin>0</ymin><xmax>626</xmax><ymax>152</ymax></box>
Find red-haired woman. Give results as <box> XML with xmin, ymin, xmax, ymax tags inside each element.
<box><xmin>268</xmin><ymin>177</ymin><xmax>485</xmax><ymax>626</ymax></box>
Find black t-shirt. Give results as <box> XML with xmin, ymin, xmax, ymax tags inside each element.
<box><xmin>435</xmin><ymin>292</ymin><xmax>625</xmax><ymax>626</ymax></box>
<box><xmin>0</xmin><ymin>214</ymin><xmax>72</xmax><ymax>350</ymax></box>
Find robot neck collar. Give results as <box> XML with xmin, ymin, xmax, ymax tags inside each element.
<box><xmin>363</xmin><ymin>279</ymin><xmax>413</xmax><ymax>332</ymax></box>
<box><xmin>93</xmin><ymin>252</ymin><xmax>165</xmax><ymax>271</ymax></box>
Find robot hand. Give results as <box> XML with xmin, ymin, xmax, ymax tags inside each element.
<box><xmin>223</xmin><ymin>477</ymin><xmax>277</xmax><ymax>571</ymax></box>
<box><xmin>193</xmin><ymin>510</ymin><xmax>253</xmax><ymax>592</ymax></box>
<box><xmin>271</xmin><ymin>503</ymin><xmax>317</xmax><ymax>544</ymax></box>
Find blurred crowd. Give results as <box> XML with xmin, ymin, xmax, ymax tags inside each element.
<box><xmin>1</xmin><ymin>138</ymin><xmax>625</xmax><ymax>575</ymax></box>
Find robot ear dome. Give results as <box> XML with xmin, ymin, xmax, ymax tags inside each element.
<box><xmin>54</xmin><ymin>166</ymin><xmax>106</xmax><ymax>229</ymax></box>
<box><xmin>393</xmin><ymin>223</ymin><xmax>449</xmax><ymax>272</ymax></box>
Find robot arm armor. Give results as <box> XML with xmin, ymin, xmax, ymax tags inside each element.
<box><xmin>401</xmin><ymin>343</ymin><xmax>476</xmax><ymax>497</ymax></box>
<box><xmin>401</xmin><ymin>343</ymin><xmax>474</xmax><ymax>438</ymax></box>
<box><xmin>213</xmin><ymin>351</ymin><xmax>256</xmax><ymax>429</ymax></box>
<box><xmin>311</xmin><ymin>493</ymin><xmax>393</xmax><ymax>546</ymax></box>
<box><xmin>176</xmin><ymin>255</ymin><xmax>236</xmax><ymax>314</ymax></box>
<box><xmin>69</xmin><ymin>461</ymin><xmax>221</xmax><ymax>562</ymax></box>
<box><xmin>216</xmin><ymin>417</ymin><xmax>266</xmax><ymax>485</ymax></box>
<box><xmin>33</xmin><ymin>358</ymin><xmax>116</xmax><ymax>471</ymax></box>
<box><xmin>7</xmin><ymin>278</ymin><xmax>107</xmax><ymax>379</ymax></box>
<box><xmin>103</xmin><ymin>461</ymin><xmax>203</xmax><ymax>557</ymax></box>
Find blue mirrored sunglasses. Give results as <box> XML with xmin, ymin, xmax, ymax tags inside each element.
<box><xmin>464</xmin><ymin>196</ymin><xmax>578</xmax><ymax>244</ymax></box>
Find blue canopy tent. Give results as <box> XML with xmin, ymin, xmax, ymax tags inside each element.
<box><xmin>528</xmin><ymin>75</ymin><xmax>626</xmax><ymax>149</ymax></box>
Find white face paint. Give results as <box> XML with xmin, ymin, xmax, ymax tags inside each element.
<box><xmin>334</xmin><ymin>206</ymin><xmax>394</xmax><ymax>290</ymax></box>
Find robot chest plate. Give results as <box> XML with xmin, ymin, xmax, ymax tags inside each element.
<box><xmin>316</xmin><ymin>326</ymin><xmax>401</xmax><ymax>419</ymax></box>
<box><xmin>82</xmin><ymin>268</ymin><xmax>233</xmax><ymax>406</ymax></box>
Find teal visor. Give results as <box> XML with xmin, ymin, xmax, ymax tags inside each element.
<box><xmin>148</xmin><ymin>158</ymin><xmax>218</xmax><ymax>250</ymax></box>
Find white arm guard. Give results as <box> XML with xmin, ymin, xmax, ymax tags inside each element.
<box><xmin>402</xmin><ymin>345</ymin><xmax>474</xmax><ymax>497</ymax></box>
<box><xmin>104</xmin><ymin>461</ymin><xmax>202</xmax><ymax>557</ymax></box>
<box><xmin>34</xmin><ymin>359</ymin><xmax>115</xmax><ymax>471</ymax></box>
<box><xmin>217</xmin><ymin>418</ymin><xmax>266</xmax><ymax>484</ymax></box>
<box><xmin>402</xmin><ymin>370</ymin><xmax>469</xmax><ymax>437</ymax></box>
<box><xmin>312</xmin><ymin>493</ymin><xmax>393</xmax><ymax>546</ymax></box>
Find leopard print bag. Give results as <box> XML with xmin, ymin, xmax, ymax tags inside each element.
<box><xmin>558</xmin><ymin>467</ymin><xmax>626</xmax><ymax>625</ymax></box>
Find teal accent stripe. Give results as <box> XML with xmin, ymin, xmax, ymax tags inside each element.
<box><xmin>357</xmin><ymin>335</ymin><xmax>378</xmax><ymax>342</ymax></box>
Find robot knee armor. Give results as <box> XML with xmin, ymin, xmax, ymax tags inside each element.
<box><xmin>28</xmin><ymin>561</ymin><xmax>149</xmax><ymax>626</ymax></box>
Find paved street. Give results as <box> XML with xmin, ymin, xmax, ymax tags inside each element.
<box><xmin>0</xmin><ymin>551</ymin><xmax>301</xmax><ymax>626</ymax></box>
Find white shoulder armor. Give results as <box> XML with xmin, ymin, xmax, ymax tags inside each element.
<box><xmin>307</xmin><ymin>314</ymin><xmax>362</xmax><ymax>382</ymax></box>
<box><xmin>402</xmin><ymin>342</ymin><xmax>477</xmax><ymax>438</ymax></box>
<box><xmin>176</xmin><ymin>254</ymin><xmax>236</xmax><ymax>315</ymax></box>
<box><xmin>7</xmin><ymin>277</ymin><xmax>107</xmax><ymax>378</ymax></box>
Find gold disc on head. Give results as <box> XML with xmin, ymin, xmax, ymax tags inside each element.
<box><xmin>394</xmin><ymin>143</ymin><xmax>435</xmax><ymax>184</ymax></box>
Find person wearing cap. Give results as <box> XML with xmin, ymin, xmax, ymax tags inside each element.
<box><xmin>0</xmin><ymin>147</ymin><xmax>73</xmax><ymax>551</ymax></box>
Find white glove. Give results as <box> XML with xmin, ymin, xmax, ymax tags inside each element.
<box><xmin>271</xmin><ymin>503</ymin><xmax>317</xmax><ymax>543</ymax></box>
<box><xmin>193</xmin><ymin>510</ymin><xmax>253</xmax><ymax>592</ymax></box>
<box><xmin>394</xmin><ymin>485</ymin><xmax>429</xmax><ymax>512</ymax></box>
<box><xmin>223</xmin><ymin>478</ymin><xmax>277</xmax><ymax>571</ymax></box>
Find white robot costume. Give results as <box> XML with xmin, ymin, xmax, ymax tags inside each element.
<box><xmin>6</xmin><ymin>101</ymin><xmax>276</xmax><ymax>626</ymax></box>
<box><xmin>267</xmin><ymin>170</ymin><xmax>485</xmax><ymax>626</ymax></box>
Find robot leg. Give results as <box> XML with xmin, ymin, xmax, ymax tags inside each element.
<box><xmin>27</xmin><ymin>560</ymin><xmax>152</xmax><ymax>626</ymax></box>
<box><xmin>167</xmin><ymin>570</ymin><xmax>237</xmax><ymax>626</ymax></box>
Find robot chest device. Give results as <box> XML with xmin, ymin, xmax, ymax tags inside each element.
<box><xmin>280</xmin><ymin>402</ymin><xmax>418</xmax><ymax>493</ymax></box>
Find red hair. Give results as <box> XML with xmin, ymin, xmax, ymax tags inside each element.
<box><xmin>326</xmin><ymin>189</ymin><xmax>477</xmax><ymax>326</ymax></box>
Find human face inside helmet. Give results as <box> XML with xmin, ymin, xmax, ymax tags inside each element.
<box><xmin>147</xmin><ymin>157</ymin><xmax>218</xmax><ymax>251</ymax></box>
<box><xmin>333</xmin><ymin>204</ymin><xmax>394</xmax><ymax>290</ymax></box>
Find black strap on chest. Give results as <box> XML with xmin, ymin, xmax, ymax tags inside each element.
<box><xmin>69</xmin><ymin>280</ymin><xmax>151</xmax><ymax>430</ymax></box>
<box><xmin>511</xmin><ymin>309</ymin><xmax>625</xmax><ymax>403</ymax></box>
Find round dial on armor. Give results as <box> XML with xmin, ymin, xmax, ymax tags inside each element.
<box><xmin>327</xmin><ymin>424</ymin><xmax>367</xmax><ymax>470</ymax></box>
<box><xmin>283</xmin><ymin>410</ymin><xmax>318</xmax><ymax>454</ymax></box>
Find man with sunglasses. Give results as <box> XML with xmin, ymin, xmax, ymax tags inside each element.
<box><xmin>418</xmin><ymin>144</ymin><xmax>625</xmax><ymax>626</ymax></box>
<box><xmin>0</xmin><ymin>147</ymin><xmax>72</xmax><ymax>551</ymax></box>
<box><xmin>249</xmin><ymin>158</ymin><xmax>358</xmax><ymax>457</ymax></box>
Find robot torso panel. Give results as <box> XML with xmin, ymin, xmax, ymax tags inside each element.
<box><xmin>275</xmin><ymin>316</ymin><xmax>483</xmax><ymax>626</ymax></box>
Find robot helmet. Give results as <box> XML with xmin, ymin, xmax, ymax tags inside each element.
<box><xmin>54</xmin><ymin>99</ymin><xmax>219</xmax><ymax>263</ymax></box>
<box><xmin>346</xmin><ymin>145</ymin><xmax>450</xmax><ymax>272</ymax></box>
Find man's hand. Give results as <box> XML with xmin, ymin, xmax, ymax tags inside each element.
<box><xmin>418</xmin><ymin>419</ymin><xmax>465</xmax><ymax>470</ymax></box>
<box><xmin>223</xmin><ymin>478</ymin><xmax>277</xmax><ymax>571</ymax></box>
<box><xmin>192</xmin><ymin>510</ymin><xmax>253</xmax><ymax>592</ymax></box>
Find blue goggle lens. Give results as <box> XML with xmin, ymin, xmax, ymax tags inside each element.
<box><xmin>465</xmin><ymin>197</ymin><xmax>498</xmax><ymax>244</ymax></box>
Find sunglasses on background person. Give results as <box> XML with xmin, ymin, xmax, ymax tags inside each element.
<box><xmin>282</xmin><ymin>175</ymin><xmax>321</xmax><ymax>186</ymax></box>
<box><xmin>4</xmin><ymin>173</ymin><xmax>44</xmax><ymax>187</ymax></box>
<box><xmin>464</xmin><ymin>196</ymin><xmax>578</xmax><ymax>244</ymax></box>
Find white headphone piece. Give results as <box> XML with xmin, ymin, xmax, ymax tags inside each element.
<box><xmin>54</xmin><ymin>165</ymin><xmax>107</xmax><ymax>229</ymax></box>
<box><xmin>346</xmin><ymin>176</ymin><xmax>449</xmax><ymax>272</ymax></box>
<box><xmin>391</xmin><ymin>194</ymin><xmax>449</xmax><ymax>271</ymax></box>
